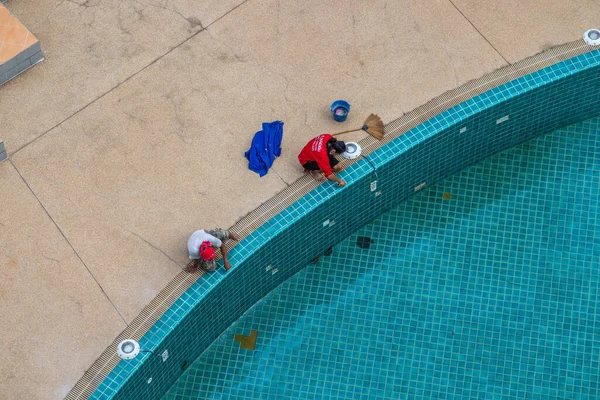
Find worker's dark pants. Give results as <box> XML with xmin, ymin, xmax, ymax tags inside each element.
<box><xmin>302</xmin><ymin>154</ymin><xmax>339</xmax><ymax>171</ymax></box>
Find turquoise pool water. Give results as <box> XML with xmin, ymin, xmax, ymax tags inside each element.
<box><xmin>163</xmin><ymin>118</ymin><xmax>599</xmax><ymax>399</ymax></box>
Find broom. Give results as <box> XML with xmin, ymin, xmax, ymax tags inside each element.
<box><xmin>331</xmin><ymin>114</ymin><xmax>385</xmax><ymax>140</ymax></box>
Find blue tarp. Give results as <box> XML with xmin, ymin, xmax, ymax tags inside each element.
<box><xmin>244</xmin><ymin>121</ymin><xmax>284</xmax><ymax>177</ymax></box>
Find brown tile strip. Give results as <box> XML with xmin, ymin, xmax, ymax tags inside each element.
<box><xmin>65</xmin><ymin>39</ymin><xmax>597</xmax><ymax>400</ymax></box>
<box><xmin>234</xmin><ymin>330</ymin><xmax>259</xmax><ymax>350</ymax></box>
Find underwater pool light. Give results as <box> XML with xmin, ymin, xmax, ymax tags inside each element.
<box><xmin>583</xmin><ymin>29</ymin><xmax>600</xmax><ymax>46</ymax></box>
<box><xmin>342</xmin><ymin>142</ymin><xmax>362</xmax><ymax>159</ymax></box>
<box><xmin>117</xmin><ymin>339</ymin><xmax>140</xmax><ymax>360</ymax></box>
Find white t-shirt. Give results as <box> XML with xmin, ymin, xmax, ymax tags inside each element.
<box><xmin>187</xmin><ymin>230</ymin><xmax>222</xmax><ymax>259</ymax></box>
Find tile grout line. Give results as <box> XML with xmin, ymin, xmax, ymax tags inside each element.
<box><xmin>446</xmin><ymin>0</ymin><xmax>511</xmax><ymax>65</ymax></box>
<box><xmin>11</xmin><ymin>0</ymin><xmax>253</xmax><ymax>157</ymax></box>
<box><xmin>8</xmin><ymin>159</ymin><xmax>129</xmax><ymax>326</ymax></box>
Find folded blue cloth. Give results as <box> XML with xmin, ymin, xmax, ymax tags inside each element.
<box><xmin>244</xmin><ymin>121</ymin><xmax>284</xmax><ymax>177</ymax></box>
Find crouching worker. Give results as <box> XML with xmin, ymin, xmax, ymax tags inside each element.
<box><xmin>186</xmin><ymin>228</ymin><xmax>239</xmax><ymax>273</ymax></box>
<box><xmin>298</xmin><ymin>134</ymin><xmax>347</xmax><ymax>187</ymax></box>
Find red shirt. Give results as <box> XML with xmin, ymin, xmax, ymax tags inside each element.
<box><xmin>298</xmin><ymin>134</ymin><xmax>334</xmax><ymax>177</ymax></box>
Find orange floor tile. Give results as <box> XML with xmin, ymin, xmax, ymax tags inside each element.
<box><xmin>0</xmin><ymin>4</ymin><xmax>38</xmax><ymax>64</ymax></box>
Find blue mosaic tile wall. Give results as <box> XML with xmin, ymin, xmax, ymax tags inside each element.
<box><xmin>163</xmin><ymin>117</ymin><xmax>600</xmax><ymax>399</ymax></box>
<box><xmin>91</xmin><ymin>49</ymin><xmax>600</xmax><ymax>399</ymax></box>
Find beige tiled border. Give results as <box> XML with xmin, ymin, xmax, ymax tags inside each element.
<box><xmin>65</xmin><ymin>39</ymin><xmax>596</xmax><ymax>400</ymax></box>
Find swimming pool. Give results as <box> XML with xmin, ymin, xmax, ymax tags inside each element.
<box><xmin>73</xmin><ymin>42</ymin><xmax>600</xmax><ymax>400</ymax></box>
<box><xmin>162</xmin><ymin>116</ymin><xmax>600</xmax><ymax>399</ymax></box>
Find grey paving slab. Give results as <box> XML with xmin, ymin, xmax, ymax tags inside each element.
<box><xmin>4</xmin><ymin>60</ymin><xmax>33</xmax><ymax>82</ymax></box>
<box><xmin>29</xmin><ymin>50</ymin><xmax>44</xmax><ymax>65</ymax></box>
<box><xmin>17</xmin><ymin>59</ymin><xmax>32</xmax><ymax>73</ymax></box>
<box><xmin>0</xmin><ymin>56</ymin><xmax>17</xmax><ymax>74</ymax></box>
<box><xmin>15</xmin><ymin>42</ymin><xmax>41</xmax><ymax>64</ymax></box>
<box><xmin>5</xmin><ymin>65</ymin><xmax>19</xmax><ymax>81</ymax></box>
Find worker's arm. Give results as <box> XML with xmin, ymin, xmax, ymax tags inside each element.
<box><xmin>326</xmin><ymin>173</ymin><xmax>346</xmax><ymax>187</ymax></box>
<box><xmin>220</xmin><ymin>245</ymin><xmax>232</xmax><ymax>271</ymax></box>
<box><xmin>316</xmin><ymin>151</ymin><xmax>345</xmax><ymax>187</ymax></box>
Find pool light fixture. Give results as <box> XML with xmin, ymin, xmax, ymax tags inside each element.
<box><xmin>342</xmin><ymin>142</ymin><xmax>362</xmax><ymax>159</ymax></box>
<box><xmin>583</xmin><ymin>29</ymin><xmax>600</xmax><ymax>46</ymax></box>
<box><xmin>117</xmin><ymin>339</ymin><xmax>141</xmax><ymax>360</ymax></box>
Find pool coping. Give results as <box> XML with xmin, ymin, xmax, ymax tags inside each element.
<box><xmin>65</xmin><ymin>38</ymin><xmax>597</xmax><ymax>400</ymax></box>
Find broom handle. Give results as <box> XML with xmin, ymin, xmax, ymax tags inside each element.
<box><xmin>331</xmin><ymin>128</ymin><xmax>362</xmax><ymax>137</ymax></box>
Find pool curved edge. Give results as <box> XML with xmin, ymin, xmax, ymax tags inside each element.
<box><xmin>72</xmin><ymin>43</ymin><xmax>600</xmax><ymax>400</ymax></box>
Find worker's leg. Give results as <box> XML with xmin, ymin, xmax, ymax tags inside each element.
<box><xmin>207</xmin><ymin>228</ymin><xmax>240</xmax><ymax>243</ymax></box>
<box><xmin>329</xmin><ymin>153</ymin><xmax>342</xmax><ymax>172</ymax></box>
<box><xmin>302</xmin><ymin>161</ymin><xmax>326</xmax><ymax>181</ymax></box>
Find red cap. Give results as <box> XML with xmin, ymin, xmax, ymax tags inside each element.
<box><xmin>199</xmin><ymin>241</ymin><xmax>215</xmax><ymax>260</ymax></box>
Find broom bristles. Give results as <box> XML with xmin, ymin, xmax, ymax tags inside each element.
<box><xmin>331</xmin><ymin>113</ymin><xmax>385</xmax><ymax>139</ymax></box>
<box><xmin>363</xmin><ymin>113</ymin><xmax>384</xmax><ymax>140</ymax></box>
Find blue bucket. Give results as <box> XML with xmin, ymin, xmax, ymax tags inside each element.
<box><xmin>330</xmin><ymin>100</ymin><xmax>350</xmax><ymax>122</ymax></box>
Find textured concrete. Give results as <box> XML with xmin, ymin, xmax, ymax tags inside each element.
<box><xmin>0</xmin><ymin>0</ymin><xmax>211</xmax><ymax>151</ymax></box>
<box><xmin>0</xmin><ymin>162</ymin><xmax>126</xmax><ymax>399</ymax></box>
<box><xmin>451</xmin><ymin>0</ymin><xmax>600</xmax><ymax>63</ymax></box>
<box><xmin>0</xmin><ymin>0</ymin><xmax>595</xmax><ymax>398</ymax></box>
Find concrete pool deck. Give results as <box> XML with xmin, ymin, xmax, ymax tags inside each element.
<box><xmin>0</xmin><ymin>0</ymin><xmax>598</xmax><ymax>398</ymax></box>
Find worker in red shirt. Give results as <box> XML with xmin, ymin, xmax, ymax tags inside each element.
<box><xmin>298</xmin><ymin>134</ymin><xmax>347</xmax><ymax>187</ymax></box>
